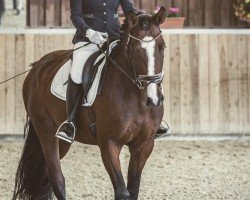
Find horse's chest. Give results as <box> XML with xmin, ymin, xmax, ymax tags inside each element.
<box><xmin>124</xmin><ymin>114</ymin><xmax>156</xmax><ymax>134</ymax></box>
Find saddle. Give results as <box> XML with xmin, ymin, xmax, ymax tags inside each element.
<box><xmin>51</xmin><ymin>40</ymin><xmax>119</xmax><ymax>107</ymax></box>
<box><xmin>82</xmin><ymin>46</ymin><xmax>105</xmax><ymax>102</ymax></box>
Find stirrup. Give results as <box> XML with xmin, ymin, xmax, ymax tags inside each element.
<box><xmin>155</xmin><ymin>121</ymin><xmax>171</xmax><ymax>139</ymax></box>
<box><xmin>155</xmin><ymin>131</ymin><xmax>171</xmax><ymax>139</ymax></box>
<box><xmin>55</xmin><ymin>121</ymin><xmax>76</xmax><ymax>143</ymax></box>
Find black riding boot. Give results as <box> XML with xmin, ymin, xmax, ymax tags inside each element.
<box><xmin>56</xmin><ymin>76</ymin><xmax>83</xmax><ymax>143</ymax></box>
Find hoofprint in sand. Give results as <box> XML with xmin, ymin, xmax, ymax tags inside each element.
<box><xmin>1</xmin><ymin>141</ymin><xmax>249</xmax><ymax>200</ymax></box>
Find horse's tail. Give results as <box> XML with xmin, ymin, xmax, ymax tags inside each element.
<box><xmin>12</xmin><ymin>120</ymin><xmax>53</xmax><ymax>200</ymax></box>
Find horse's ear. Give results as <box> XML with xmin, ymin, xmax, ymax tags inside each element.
<box><xmin>126</xmin><ymin>11</ymin><xmax>138</xmax><ymax>28</ymax></box>
<box><xmin>153</xmin><ymin>7</ymin><xmax>166</xmax><ymax>25</ymax></box>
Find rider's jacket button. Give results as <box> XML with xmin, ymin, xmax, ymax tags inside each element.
<box><xmin>103</xmin><ymin>3</ymin><xmax>106</xmax><ymax>6</ymax></box>
<box><xmin>104</xmin><ymin>12</ymin><xmax>106</xmax><ymax>15</ymax></box>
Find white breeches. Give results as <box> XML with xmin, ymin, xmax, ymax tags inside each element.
<box><xmin>70</xmin><ymin>42</ymin><xmax>101</xmax><ymax>84</ymax></box>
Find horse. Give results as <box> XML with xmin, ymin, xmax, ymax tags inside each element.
<box><xmin>12</xmin><ymin>7</ymin><xmax>166</xmax><ymax>200</ymax></box>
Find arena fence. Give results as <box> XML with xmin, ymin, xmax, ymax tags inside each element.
<box><xmin>134</xmin><ymin>0</ymin><xmax>247</xmax><ymax>27</ymax></box>
<box><xmin>26</xmin><ymin>0</ymin><xmax>248</xmax><ymax>28</ymax></box>
<box><xmin>0</xmin><ymin>29</ymin><xmax>249</xmax><ymax>135</ymax></box>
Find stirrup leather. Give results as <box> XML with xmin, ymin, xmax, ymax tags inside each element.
<box><xmin>55</xmin><ymin>121</ymin><xmax>76</xmax><ymax>143</ymax></box>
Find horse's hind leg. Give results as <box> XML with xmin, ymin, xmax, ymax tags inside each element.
<box><xmin>33</xmin><ymin>122</ymin><xmax>70</xmax><ymax>200</ymax></box>
<box><xmin>127</xmin><ymin>137</ymin><xmax>154</xmax><ymax>200</ymax></box>
<box><xmin>99</xmin><ymin>141</ymin><xmax>130</xmax><ymax>200</ymax></box>
<box><xmin>43</xmin><ymin>141</ymin><xmax>66</xmax><ymax>200</ymax></box>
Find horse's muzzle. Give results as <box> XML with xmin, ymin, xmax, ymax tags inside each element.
<box><xmin>146</xmin><ymin>95</ymin><xmax>164</xmax><ymax>107</ymax></box>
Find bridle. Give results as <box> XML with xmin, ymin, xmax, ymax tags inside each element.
<box><xmin>127</xmin><ymin>31</ymin><xmax>164</xmax><ymax>91</ymax></box>
<box><xmin>128</xmin><ymin>32</ymin><xmax>162</xmax><ymax>43</ymax></box>
<box><xmin>97</xmin><ymin>31</ymin><xmax>164</xmax><ymax>91</ymax></box>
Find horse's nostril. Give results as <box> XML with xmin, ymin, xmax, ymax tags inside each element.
<box><xmin>146</xmin><ymin>98</ymin><xmax>154</xmax><ymax>106</ymax></box>
<box><xmin>160</xmin><ymin>95</ymin><xmax>164</xmax><ymax>101</ymax></box>
<box><xmin>146</xmin><ymin>97</ymin><xmax>160</xmax><ymax>107</ymax></box>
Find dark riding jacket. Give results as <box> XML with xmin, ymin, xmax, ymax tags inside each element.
<box><xmin>70</xmin><ymin>0</ymin><xmax>137</xmax><ymax>44</ymax></box>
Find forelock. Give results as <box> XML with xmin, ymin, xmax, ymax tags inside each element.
<box><xmin>138</xmin><ymin>14</ymin><xmax>152</xmax><ymax>31</ymax></box>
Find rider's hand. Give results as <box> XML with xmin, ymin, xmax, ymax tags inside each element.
<box><xmin>86</xmin><ymin>29</ymin><xmax>107</xmax><ymax>45</ymax></box>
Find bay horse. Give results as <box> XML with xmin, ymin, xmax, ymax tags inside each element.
<box><xmin>13</xmin><ymin>8</ymin><xmax>166</xmax><ymax>200</ymax></box>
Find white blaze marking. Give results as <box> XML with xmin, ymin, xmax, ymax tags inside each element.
<box><xmin>141</xmin><ymin>36</ymin><xmax>158</xmax><ymax>104</ymax></box>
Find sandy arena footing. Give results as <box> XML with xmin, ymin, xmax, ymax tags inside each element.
<box><xmin>0</xmin><ymin>140</ymin><xmax>249</xmax><ymax>200</ymax></box>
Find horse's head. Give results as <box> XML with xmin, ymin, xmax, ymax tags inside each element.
<box><xmin>125</xmin><ymin>7</ymin><xmax>166</xmax><ymax>107</ymax></box>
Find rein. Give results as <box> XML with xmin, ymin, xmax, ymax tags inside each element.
<box><xmin>98</xmin><ymin>32</ymin><xmax>163</xmax><ymax>91</ymax></box>
<box><xmin>127</xmin><ymin>32</ymin><xmax>164</xmax><ymax>90</ymax></box>
<box><xmin>0</xmin><ymin>44</ymin><xmax>89</xmax><ymax>85</ymax></box>
<box><xmin>97</xmin><ymin>46</ymin><xmax>139</xmax><ymax>87</ymax></box>
<box><xmin>0</xmin><ymin>32</ymin><xmax>163</xmax><ymax>90</ymax></box>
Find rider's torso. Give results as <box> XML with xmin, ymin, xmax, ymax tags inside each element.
<box><xmin>73</xmin><ymin>0</ymin><xmax>122</xmax><ymax>44</ymax></box>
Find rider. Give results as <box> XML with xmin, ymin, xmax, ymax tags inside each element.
<box><xmin>56</xmin><ymin>0</ymin><xmax>169</xmax><ymax>143</ymax></box>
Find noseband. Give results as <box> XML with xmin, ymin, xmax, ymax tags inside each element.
<box><xmin>127</xmin><ymin>32</ymin><xmax>164</xmax><ymax>90</ymax></box>
<box><xmin>97</xmin><ymin>31</ymin><xmax>164</xmax><ymax>91</ymax></box>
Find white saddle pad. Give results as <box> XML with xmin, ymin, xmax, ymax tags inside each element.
<box><xmin>51</xmin><ymin>40</ymin><xmax>118</xmax><ymax>106</ymax></box>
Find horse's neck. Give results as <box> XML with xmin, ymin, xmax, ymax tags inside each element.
<box><xmin>106</xmin><ymin>50</ymin><xmax>140</xmax><ymax>105</ymax></box>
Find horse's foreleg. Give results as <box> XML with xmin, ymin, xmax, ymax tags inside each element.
<box><xmin>127</xmin><ymin>138</ymin><xmax>154</xmax><ymax>200</ymax></box>
<box><xmin>99</xmin><ymin>142</ymin><xmax>130</xmax><ymax>200</ymax></box>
